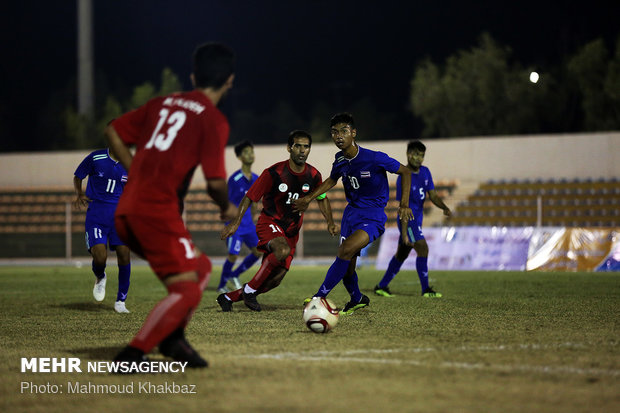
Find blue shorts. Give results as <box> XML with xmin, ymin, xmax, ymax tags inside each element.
<box><xmin>399</xmin><ymin>212</ymin><xmax>425</xmax><ymax>244</ymax></box>
<box><xmin>84</xmin><ymin>202</ymin><xmax>124</xmax><ymax>251</ymax></box>
<box><xmin>226</xmin><ymin>224</ymin><xmax>259</xmax><ymax>255</ymax></box>
<box><xmin>340</xmin><ymin>205</ymin><xmax>387</xmax><ymax>247</ymax></box>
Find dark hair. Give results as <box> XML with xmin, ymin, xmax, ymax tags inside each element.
<box><xmin>330</xmin><ymin>112</ymin><xmax>355</xmax><ymax>129</ymax></box>
<box><xmin>288</xmin><ymin>130</ymin><xmax>312</xmax><ymax>147</ymax></box>
<box><xmin>193</xmin><ymin>42</ymin><xmax>235</xmax><ymax>89</ymax></box>
<box><xmin>407</xmin><ymin>140</ymin><xmax>426</xmax><ymax>153</ymax></box>
<box><xmin>234</xmin><ymin>140</ymin><xmax>253</xmax><ymax>157</ymax></box>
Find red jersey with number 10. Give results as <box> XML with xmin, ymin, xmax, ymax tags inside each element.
<box><xmin>246</xmin><ymin>160</ymin><xmax>322</xmax><ymax>237</ymax></box>
<box><xmin>111</xmin><ymin>90</ymin><xmax>229</xmax><ymax>216</ymax></box>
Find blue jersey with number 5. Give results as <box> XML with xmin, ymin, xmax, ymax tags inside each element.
<box><xmin>329</xmin><ymin>145</ymin><xmax>400</xmax><ymax>209</ymax></box>
<box><xmin>396</xmin><ymin>166</ymin><xmax>434</xmax><ymax>215</ymax></box>
<box><xmin>74</xmin><ymin>149</ymin><xmax>128</xmax><ymax>204</ymax></box>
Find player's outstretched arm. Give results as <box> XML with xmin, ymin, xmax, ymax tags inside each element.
<box><xmin>293</xmin><ymin>177</ymin><xmax>337</xmax><ymax>213</ymax></box>
<box><xmin>428</xmin><ymin>189</ymin><xmax>452</xmax><ymax>217</ymax></box>
<box><xmin>395</xmin><ymin>164</ymin><xmax>414</xmax><ymax>222</ymax></box>
<box><xmin>316</xmin><ymin>196</ymin><xmax>339</xmax><ymax>236</ymax></box>
<box><xmin>72</xmin><ymin>176</ymin><xmax>90</xmax><ymax>210</ymax></box>
<box><xmin>220</xmin><ymin>196</ymin><xmax>252</xmax><ymax>240</ymax></box>
<box><xmin>105</xmin><ymin>125</ymin><xmax>133</xmax><ymax>171</ymax></box>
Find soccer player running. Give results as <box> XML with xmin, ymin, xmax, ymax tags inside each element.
<box><xmin>73</xmin><ymin>148</ymin><xmax>131</xmax><ymax>313</ymax></box>
<box><xmin>294</xmin><ymin>113</ymin><xmax>413</xmax><ymax>315</ymax></box>
<box><xmin>374</xmin><ymin>140</ymin><xmax>452</xmax><ymax>298</ymax></box>
<box><xmin>216</xmin><ymin>140</ymin><xmax>261</xmax><ymax>293</ymax></box>
<box><xmin>217</xmin><ymin>130</ymin><xmax>338</xmax><ymax>312</ymax></box>
<box><xmin>105</xmin><ymin>43</ymin><xmax>237</xmax><ymax>368</ymax></box>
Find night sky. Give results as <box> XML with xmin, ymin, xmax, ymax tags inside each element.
<box><xmin>1</xmin><ymin>1</ymin><xmax>618</xmax><ymax>151</ymax></box>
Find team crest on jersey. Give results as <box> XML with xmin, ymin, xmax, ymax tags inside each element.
<box><xmin>302</xmin><ymin>183</ymin><xmax>310</xmax><ymax>192</ymax></box>
<box><xmin>278</xmin><ymin>183</ymin><xmax>288</xmax><ymax>192</ymax></box>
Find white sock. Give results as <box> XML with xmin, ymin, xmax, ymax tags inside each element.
<box><xmin>244</xmin><ymin>284</ymin><xmax>257</xmax><ymax>294</ymax></box>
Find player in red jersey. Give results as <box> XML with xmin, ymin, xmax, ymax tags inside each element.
<box><xmin>217</xmin><ymin>130</ymin><xmax>338</xmax><ymax>312</ymax></box>
<box><xmin>105</xmin><ymin>43</ymin><xmax>237</xmax><ymax>368</ymax></box>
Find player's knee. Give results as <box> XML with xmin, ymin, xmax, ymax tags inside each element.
<box><xmin>414</xmin><ymin>241</ymin><xmax>429</xmax><ymax>256</ymax></box>
<box><xmin>337</xmin><ymin>244</ymin><xmax>357</xmax><ymax>260</ymax></box>
<box><xmin>274</xmin><ymin>245</ymin><xmax>290</xmax><ymax>261</ymax></box>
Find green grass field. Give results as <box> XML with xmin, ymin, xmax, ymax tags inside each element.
<box><xmin>0</xmin><ymin>264</ymin><xmax>618</xmax><ymax>413</ymax></box>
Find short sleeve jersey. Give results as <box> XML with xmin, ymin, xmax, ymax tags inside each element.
<box><xmin>74</xmin><ymin>149</ymin><xmax>128</xmax><ymax>204</ymax></box>
<box><xmin>228</xmin><ymin>169</ymin><xmax>259</xmax><ymax>230</ymax></box>
<box><xmin>396</xmin><ymin>166</ymin><xmax>435</xmax><ymax>216</ymax></box>
<box><xmin>246</xmin><ymin>160</ymin><xmax>322</xmax><ymax>237</ymax></box>
<box><xmin>329</xmin><ymin>145</ymin><xmax>400</xmax><ymax>209</ymax></box>
<box><xmin>110</xmin><ymin>90</ymin><xmax>229</xmax><ymax>216</ymax></box>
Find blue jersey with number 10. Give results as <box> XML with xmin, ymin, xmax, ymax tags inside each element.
<box><xmin>74</xmin><ymin>149</ymin><xmax>128</xmax><ymax>204</ymax></box>
<box><xmin>329</xmin><ymin>145</ymin><xmax>401</xmax><ymax>209</ymax></box>
<box><xmin>396</xmin><ymin>165</ymin><xmax>434</xmax><ymax>216</ymax></box>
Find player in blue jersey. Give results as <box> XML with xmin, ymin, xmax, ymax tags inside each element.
<box><xmin>216</xmin><ymin>140</ymin><xmax>261</xmax><ymax>293</ymax></box>
<box><xmin>73</xmin><ymin>148</ymin><xmax>131</xmax><ymax>313</ymax></box>
<box><xmin>374</xmin><ymin>140</ymin><xmax>451</xmax><ymax>298</ymax></box>
<box><xmin>295</xmin><ymin>112</ymin><xmax>413</xmax><ymax>315</ymax></box>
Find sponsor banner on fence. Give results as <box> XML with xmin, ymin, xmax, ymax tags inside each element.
<box><xmin>376</xmin><ymin>226</ymin><xmax>620</xmax><ymax>272</ymax></box>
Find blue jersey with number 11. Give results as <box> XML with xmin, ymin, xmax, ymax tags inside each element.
<box><xmin>74</xmin><ymin>149</ymin><xmax>128</xmax><ymax>204</ymax></box>
<box><xmin>329</xmin><ymin>145</ymin><xmax>401</xmax><ymax>209</ymax></box>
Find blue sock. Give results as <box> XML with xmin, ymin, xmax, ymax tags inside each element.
<box><xmin>416</xmin><ymin>256</ymin><xmax>429</xmax><ymax>292</ymax></box>
<box><xmin>231</xmin><ymin>254</ymin><xmax>260</xmax><ymax>278</ymax></box>
<box><xmin>92</xmin><ymin>261</ymin><xmax>105</xmax><ymax>280</ymax></box>
<box><xmin>218</xmin><ymin>259</ymin><xmax>235</xmax><ymax>289</ymax></box>
<box><xmin>378</xmin><ymin>256</ymin><xmax>404</xmax><ymax>289</ymax></box>
<box><xmin>116</xmin><ymin>263</ymin><xmax>131</xmax><ymax>301</ymax></box>
<box><xmin>343</xmin><ymin>271</ymin><xmax>362</xmax><ymax>302</ymax></box>
<box><xmin>315</xmin><ymin>257</ymin><xmax>350</xmax><ymax>297</ymax></box>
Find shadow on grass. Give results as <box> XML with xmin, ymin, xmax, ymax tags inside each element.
<box><xmin>70</xmin><ymin>345</ymin><xmax>123</xmax><ymax>360</ymax></box>
<box><xmin>51</xmin><ymin>302</ymin><xmax>111</xmax><ymax>312</ymax></box>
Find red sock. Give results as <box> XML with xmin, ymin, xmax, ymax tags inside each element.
<box><xmin>247</xmin><ymin>254</ymin><xmax>280</xmax><ymax>291</ymax></box>
<box><xmin>196</xmin><ymin>254</ymin><xmax>212</xmax><ymax>291</ymax></box>
<box><xmin>129</xmin><ymin>281</ymin><xmax>201</xmax><ymax>353</ymax></box>
<box><xmin>225</xmin><ymin>288</ymin><xmax>243</xmax><ymax>302</ymax></box>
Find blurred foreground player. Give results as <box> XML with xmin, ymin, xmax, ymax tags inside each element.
<box><xmin>216</xmin><ymin>140</ymin><xmax>261</xmax><ymax>293</ymax></box>
<box><xmin>73</xmin><ymin>148</ymin><xmax>131</xmax><ymax>313</ymax></box>
<box><xmin>217</xmin><ymin>130</ymin><xmax>338</xmax><ymax>312</ymax></box>
<box><xmin>374</xmin><ymin>140</ymin><xmax>451</xmax><ymax>298</ymax></box>
<box><xmin>105</xmin><ymin>42</ymin><xmax>237</xmax><ymax>368</ymax></box>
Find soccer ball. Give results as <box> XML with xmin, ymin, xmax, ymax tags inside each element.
<box><xmin>302</xmin><ymin>297</ymin><xmax>339</xmax><ymax>333</ymax></box>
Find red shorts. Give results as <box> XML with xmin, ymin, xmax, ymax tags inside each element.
<box><xmin>115</xmin><ymin>213</ymin><xmax>198</xmax><ymax>279</ymax></box>
<box><xmin>255</xmin><ymin>215</ymin><xmax>298</xmax><ymax>270</ymax></box>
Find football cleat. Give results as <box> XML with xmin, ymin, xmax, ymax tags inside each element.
<box><xmin>302</xmin><ymin>297</ymin><xmax>313</xmax><ymax>306</ymax></box>
<box><xmin>114</xmin><ymin>300</ymin><xmax>130</xmax><ymax>313</ymax></box>
<box><xmin>422</xmin><ymin>287</ymin><xmax>443</xmax><ymax>298</ymax></box>
<box><xmin>242</xmin><ymin>287</ymin><xmax>261</xmax><ymax>312</ymax></box>
<box><xmin>341</xmin><ymin>294</ymin><xmax>370</xmax><ymax>315</ymax></box>
<box><xmin>93</xmin><ymin>274</ymin><xmax>106</xmax><ymax>302</ymax></box>
<box><xmin>159</xmin><ymin>333</ymin><xmax>208</xmax><ymax>368</ymax></box>
<box><xmin>374</xmin><ymin>284</ymin><xmax>395</xmax><ymax>297</ymax></box>
<box><xmin>230</xmin><ymin>277</ymin><xmax>243</xmax><ymax>290</ymax></box>
<box><xmin>216</xmin><ymin>293</ymin><xmax>233</xmax><ymax>312</ymax></box>
<box><xmin>112</xmin><ymin>346</ymin><xmax>149</xmax><ymax>374</ymax></box>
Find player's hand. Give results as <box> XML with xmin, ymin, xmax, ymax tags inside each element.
<box><xmin>327</xmin><ymin>222</ymin><xmax>340</xmax><ymax>236</ymax></box>
<box><xmin>443</xmin><ymin>208</ymin><xmax>452</xmax><ymax>218</ymax></box>
<box><xmin>398</xmin><ymin>206</ymin><xmax>413</xmax><ymax>222</ymax></box>
<box><xmin>220</xmin><ymin>203</ymin><xmax>238</xmax><ymax>222</ymax></box>
<box><xmin>72</xmin><ymin>194</ymin><xmax>91</xmax><ymax>210</ymax></box>
<box><xmin>220</xmin><ymin>221</ymin><xmax>240</xmax><ymax>240</ymax></box>
<box><xmin>293</xmin><ymin>196</ymin><xmax>311</xmax><ymax>213</ymax></box>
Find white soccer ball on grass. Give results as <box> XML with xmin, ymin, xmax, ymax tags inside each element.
<box><xmin>302</xmin><ymin>297</ymin><xmax>339</xmax><ymax>333</ymax></box>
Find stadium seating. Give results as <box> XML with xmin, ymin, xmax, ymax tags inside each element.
<box><xmin>450</xmin><ymin>178</ymin><xmax>620</xmax><ymax>227</ymax></box>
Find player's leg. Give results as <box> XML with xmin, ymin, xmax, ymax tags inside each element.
<box><xmin>228</xmin><ymin>230</ymin><xmax>261</xmax><ymax>287</ymax></box>
<box><xmin>113</xmin><ymin>214</ymin><xmax>208</xmax><ymax>368</ymax></box>
<box><xmin>315</xmin><ymin>229</ymin><xmax>369</xmax><ymax>298</ymax></box>
<box><xmin>218</xmin><ymin>234</ymin><xmax>241</xmax><ymax>293</ymax></box>
<box><xmin>414</xmin><ymin>239</ymin><xmax>441</xmax><ymax>297</ymax></box>
<box><xmin>375</xmin><ymin>243</ymin><xmax>412</xmax><ymax>297</ymax></box>
<box><xmin>112</xmin><ymin>245</ymin><xmax>131</xmax><ymax>313</ymax></box>
<box><xmin>85</xmin><ymin>208</ymin><xmax>109</xmax><ymax>301</ymax></box>
<box><xmin>90</xmin><ymin>244</ymin><xmax>108</xmax><ymax>302</ymax></box>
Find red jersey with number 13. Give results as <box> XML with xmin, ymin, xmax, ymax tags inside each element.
<box><xmin>246</xmin><ymin>160</ymin><xmax>322</xmax><ymax>237</ymax></box>
<box><xmin>111</xmin><ymin>90</ymin><xmax>229</xmax><ymax>216</ymax></box>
